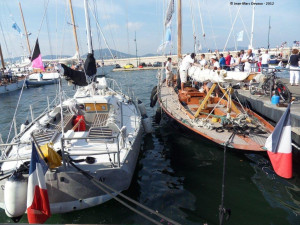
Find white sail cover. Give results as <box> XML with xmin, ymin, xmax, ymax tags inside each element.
<box><xmin>188</xmin><ymin>66</ymin><xmax>250</xmax><ymax>83</ymax></box>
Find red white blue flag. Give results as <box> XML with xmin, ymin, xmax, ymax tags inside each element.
<box><xmin>265</xmin><ymin>104</ymin><xmax>292</xmax><ymax>178</ymax></box>
<box><xmin>27</xmin><ymin>143</ymin><xmax>51</xmax><ymax>224</ymax></box>
<box><xmin>31</xmin><ymin>39</ymin><xmax>45</xmax><ymax>71</ymax></box>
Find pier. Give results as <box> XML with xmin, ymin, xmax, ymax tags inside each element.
<box><xmin>236</xmin><ymin>79</ymin><xmax>300</xmax><ymax>146</ymax></box>
<box><xmin>100</xmin><ymin>47</ymin><xmax>299</xmax><ymax>68</ymax></box>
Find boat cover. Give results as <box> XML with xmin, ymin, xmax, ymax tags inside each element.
<box><xmin>188</xmin><ymin>66</ymin><xmax>250</xmax><ymax>83</ymax></box>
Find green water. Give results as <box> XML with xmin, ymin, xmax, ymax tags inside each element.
<box><xmin>0</xmin><ymin>69</ymin><xmax>299</xmax><ymax>224</ymax></box>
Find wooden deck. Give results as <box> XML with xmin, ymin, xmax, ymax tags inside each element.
<box><xmin>158</xmin><ymin>82</ymin><xmax>272</xmax><ymax>151</ymax></box>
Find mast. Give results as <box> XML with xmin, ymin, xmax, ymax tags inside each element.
<box><xmin>68</xmin><ymin>0</ymin><xmax>80</xmax><ymax>59</ymax></box>
<box><xmin>19</xmin><ymin>2</ymin><xmax>31</xmax><ymax>56</ymax></box>
<box><xmin>134</xmin><ymin>31</ymin><xmax>138</xmax><ymax>67</ymax></box>
<box><xmin>249</xmin><ymin>0</ymin><xmax>255</xmax><ymax>49</ymax></box>
<box><xmin>177</xmin><ymin>0</ymin><xmax>182</xmax><ymax>59</ymax></box>
<box><xmin>84</xmin><ymin>0</ymin><xmax>93</xmax><ymax>54</ymax></box>
<box><xmin>267</xmin><ymin>16</ymin><xmax>271</xmax><ymax>50</ymax></box>
<box><xmin>0</xmin><ymin>44</ymin><xmax>5</xmax><ymax>69</ymax></box>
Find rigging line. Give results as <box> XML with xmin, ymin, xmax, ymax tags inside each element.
<box><xmin>204</xmin><ymin>0</ymin><xmax>217</xmax><ymax>50</ymax></box>
<box><xmin>101</xmin><ymin>0</ymin><xmax>118</xmax><ymax>55</ymax></box>
<box><xmin>33</xmin><ymin>0</ymin><xmax>50</xmax><ymax>55</ymax></box>
<box><xmin>88</xmin><ymin>2</ymin><xmax>116</xmax><ymax>63</ymax></box>
<box><xmin>189</xmin><ymin>0</ymin><xmax>197</xmax><ymax>53</ymax></box>
<box><xmin>0</xmin><ymin>21</ymin><xmax>13</xmax><ymax>64</ymax></box>
<box><xmin>5</xmin><ymin>77</ymin><xmax>28</xmax><ymax>144</ymax></box>
<box><xmin>60</xmin><ymin>0</ymin><xmax>68</xmax><ymax>59</ymax></box>
<box><xmin>223</xmin><ymin>4</ymin><xmax>241</xmax><ymax>52</ymax></box>
<box><xmin>125</xmin><ymin>0</ymin><xmax>130</xmax><ymax>61</ymax></box>
<box><xmin>55</xmin><ymin>0</ymin><xmax>58</xmax><ymax>59</ymax></box>
<box><xmin>44</xmin><ymin>0</ymin><xmax>53</xmax><ymax>59</ymax></box>
<box><xmin>237</xmin><ymin>10</ymin><xmax>250</xmax><ymax>42</ymax></box>
<box><xmin>228</xmin><ymin>0</ymin><xmax>237</xmax><ymax>51</ymax></box>
<box><xmin>69</xmin><ymin>161</ymin><xmax>181</xmax><ymax>225</ymax></box>
<box><xmin>92</xmin><ymin>0</ymin><xmax>102</xmax><ymax>59</ymax></box>
<box><xmin>197</xmin><ymin>0</ymin><xmax>207</xmax><ymax>50</ymax></box>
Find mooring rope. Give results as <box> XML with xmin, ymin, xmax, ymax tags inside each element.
<box><xmin>69</xmin><ymin>160</ymin><xmax>180</xmax><ymax>225</ymax></box>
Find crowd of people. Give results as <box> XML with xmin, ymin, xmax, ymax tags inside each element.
<box><xmin>165</xmin><ymin>48</ymin><xmax>300</xmax><ymax>93</ymax></box>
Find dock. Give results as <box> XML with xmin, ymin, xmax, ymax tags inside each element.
<box><xmin>235</xmin><ymin>78</ymin><xmax>300</xmax><ymax>145</ymax></box>
<box><xmin>112</xmin><ymin>67</ymin><xmax>163</xmax><ymax>72</ymax></box>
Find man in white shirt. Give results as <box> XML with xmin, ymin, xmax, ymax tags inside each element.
<box><xmin>199</xmin><ymin>54</ymin><xmax>207</xmax><ymax>68</ymax></box>
<box><xmin>241</xmin><ymin>49</ymin><xmax>257</xmax><ymax>72</ymax></box>
<box><xmin>261</xmin><ymin>50</ymin><xmax>270</xmax><ymax>71</ymax></box>
<box><xmin>165</xmin><ymin>57</ymin><xmax>173</xmax><ymax>87</ymax></box>
<box><xmin>210</xmin><ymin>56</ymin><xmax>220</xmax><ymax>70</ymax></box>
<box><xmin>179</xmin><ymin>53</ymin><xmax>195</xmax><ymax>92</ymax></box>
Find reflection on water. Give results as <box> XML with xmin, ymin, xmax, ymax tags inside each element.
<box><xmin>0</xmin><ymin>69</ymin><xmax>299</xmax><ymax>224</ymax></box>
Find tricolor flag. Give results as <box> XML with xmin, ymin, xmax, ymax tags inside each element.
<box><xmin>31</xmin><ymin>39</ymin><xmax>45</xmax><ymax>71</ymax></box>
<box><xmin>265</xmin><ymin>104</ymin><xmax>292</xmax><ymax>179</ymax></box>
<box><xmin>27</xmin><ymin>143</ymin><xmax>51</xmax><ymax>224</ymax></box>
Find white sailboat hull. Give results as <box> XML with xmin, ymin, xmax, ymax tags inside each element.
<box><xmin>0</xmin><ymin>80</ymin><xmax>25</xmax><ymax>94</ymax></box>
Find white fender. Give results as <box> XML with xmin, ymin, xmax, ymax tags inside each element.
<box><xmin>20</xmin><ymin>124</ymin><xmax>26</xmax><ymax>133</ymax></box>
<box><xmin>142</xmin><ymin>117</ymin><xmax>153</xmax><ymax>133</ymax></box>
<box><xmin>4</xmin><ymin>173</ymin><xmax>28</xmax><ymax>221</ymax></box>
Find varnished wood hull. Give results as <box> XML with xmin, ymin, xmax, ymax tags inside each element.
<box><xmin>158</xmin><ymin>83</ymin><xmax>274</xmax><ymax>151</ymax></box>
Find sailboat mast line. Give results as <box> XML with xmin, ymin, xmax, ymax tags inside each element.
<box><xmin>99</xmin><ymin>0</ymin><xmax>118</xmax><ymax>55</ymax></box>
<box><xmin>31</xmin><ymin>0</ymin><xmax>50</xmax><ymax>57</ymax></box>
<box><xmin>84</xmin><ymin>0</ymin><xmax>93</xmax><ymax>54</ymax></box>
<box><xmin>189</xmin><ymin>0</ymin><xmax>197</xmax><ymax>53</ymax></box>
<box><xmin>88</xmin><ymin>2</ymin><xmax>117</xmax><ymax>62</ymax></box>
<box><xmin>238</xmin><ymin>11</ymin><xmax>250</xmax><ymax>42</ymax></box>
<box><xmin>250</xmin><ymin>0</ymin><xmax>256</xmax><ymax>48</ymax></box>
<box><xmin>228</xmin><ymin>0</ymin><xmax>237</xmax><ymax>51</ymax></box>
<box><xmin>19</xmin><ymin>2</ymin><xmax>31</xmax><ymax>56</ymax></box>
<box><xmin>68</xmin><ymin>0</ymin><xmax>80</xmax><ymax>59</ymax></box>
<box><xmin>223</xmin><ymin>4</ymin><xmax>241</xmax><ymax>52</ymax></box>
<box><xmin>44</xmin><ymin>0</ymin><xmax>54</xmax><ymax>59</ymax></box>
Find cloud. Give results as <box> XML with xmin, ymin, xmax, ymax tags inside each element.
<box><xmin>127</xmin><ymin>22</ymin><xmax>143</xmax><ymax>30</ymax></box>
<box><xmin>103</xmin><ymin>24</ymin><xmax>120</xmax><ymax>31</ymax></box>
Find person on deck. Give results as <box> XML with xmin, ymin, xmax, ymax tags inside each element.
<box><xmin>202</xmin><ymin>56</ymin><xmax>220</xmax><ymax>97</ymax></box>
<box><xmin>219</xmin><ymin>54</ymin><xmax>226</xmax><ymax>69</ymax></box>
<box><xmin>199</xmin><ymin>54</ymin><xmax>207</xmax><ymax>68</ymax></box>
<box><xmin>261</xmin><ymin>50</ymin><xmax>270</xmax><ymax>72</ymax></box>
<box><xmin>232</xmin><ymin>52</ymin><xmax>242</xmax><ymax>71</ymax></box>
<box><xmin>165</xmin><ymin>57</ymin><xmax>173</xmax><ymax>87</ymax></box>
<box><xmin>179</xmin><ymin>53</ymin><xmax>195</xmax><ymax>92</ymax></box>
<box><xmin>289</xmin><ymin>49</ymin><xmax>300</xmax><ymax>86</ymax></box>
<box><xmin>225</xmin><ymin>52</ymin><xmax>231</xmax><ymax>71</ymax></box>
<box><xmin>39</xmin><ymin>72</ymin><xmax>43</xmax><ymax>81</ymax></box>
<box><xmin>241</xmin><ymin>49</ymin><xmax>257</xmax><ymax>72</ymax></box>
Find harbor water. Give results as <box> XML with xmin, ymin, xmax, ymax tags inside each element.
<box><xmin>0</xmin><ymin>69</ymin><xmax>299</xmax><ymax>224</ymax></box>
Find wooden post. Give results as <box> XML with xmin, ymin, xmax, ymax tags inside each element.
<box><xmin>194</xmin><ymin>83</ymin><xmax>217</xmax><ymax>117</ymax></box>
<box><xmin>177</xmin><ymin>0</ymin><xmax>182</xmax><ymax>59</ymax></box>
<box><xmin>19</xmin><ymin>2</ymin><xmax>31</xmax><ymax>56</ymax></box>
<box><xmin>219</xmin><ymin>87</ymin><xmax>240</xmax><ymax>114</ymax></box>
<box><xmin>68</xmin><ymin>0</ymin><xmax>80</xmax><ymax>59</ymax></box>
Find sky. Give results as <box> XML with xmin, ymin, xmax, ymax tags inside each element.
<box><xmin>0</xmin><ymin>0</ymin><xmax>299</xmax><ymax>59</ymax></box>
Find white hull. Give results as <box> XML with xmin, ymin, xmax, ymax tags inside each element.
<box><xmin>0</xmin><ymin>80</ymin><xmax>25</xmax><ymax>94</ymax></box>
<box><xmin>28</xmin><ymin>72</ymin><xmax>60</xmax><ymax>80</ymax></box>
<box><xmin>0</xmin><ymin>77</ymin><xmax>143</xmax><ymax>216</ymax></box>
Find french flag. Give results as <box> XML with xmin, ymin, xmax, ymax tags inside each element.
<box><xmin>265</xmin><ymin>104</ymin><xmax>292</xmax><ymax>179</ymax></box>
<box><xmin>31</xmin><ymin>39</ymin><xmax>45</xmax><ymax>71</ymax></box>
<box><xmin>27</xmin><ymin>143</ymin><xmax>51</xmax><ymax>224</ymax></box>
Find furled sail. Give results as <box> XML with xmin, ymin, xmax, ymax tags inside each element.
<box><xmin>188</xmin><ymin>66</ymin><xmax>250</xmax><ymax>83</ymax></box>
<box><xmin>59</xmin><ymin>53</ymin><xmax>97</xmax><ymax>86</ymax></box>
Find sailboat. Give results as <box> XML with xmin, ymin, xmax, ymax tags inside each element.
<box><xmin>154</xmin><ymin>0</ymin><xmax>274</xmax><ymax>151</ymax></box>
<box><xmin>0</xmin><ymin>0</ymin><xmax>145</xmax><ymax>222</ymax></box>
<box><xmin>0</xmin><ymin>44</ymin><xmax>26</xmax><ymax>94</ymax></box>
